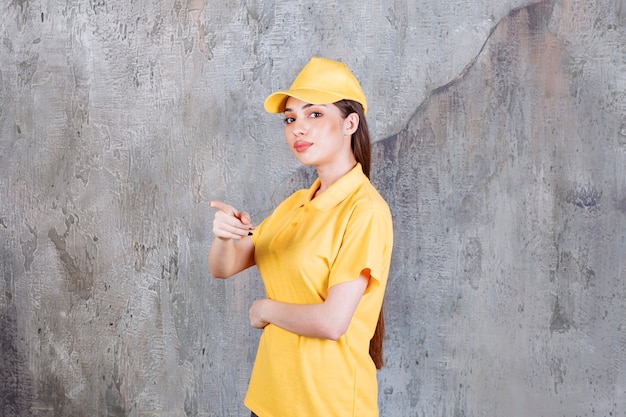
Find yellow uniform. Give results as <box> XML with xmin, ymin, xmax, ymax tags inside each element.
<box><xmin>245</xmin><ymin>163</ymin><xmax>393</xmax><ymax>417</ymax></box>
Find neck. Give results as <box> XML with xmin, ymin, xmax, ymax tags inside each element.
<box><xmin>315</xmin><ymin>157</ymin><xmax>357</xmax><ymax>196</ymax></box>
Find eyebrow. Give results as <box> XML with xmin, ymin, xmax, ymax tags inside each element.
<box><xmin>284</xmin><ymin>103</ymin><xmax>327</xmax><ymax>113</ymax></box>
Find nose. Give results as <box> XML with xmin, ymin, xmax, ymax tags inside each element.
<box><xmin>291</xmin><ymin>118</ymin><xmax>308</xmax><ymax>136</ymax></box>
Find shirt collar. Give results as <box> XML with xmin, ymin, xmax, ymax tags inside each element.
<box><xmin>304</xmin><ymin>163</ymin><xmax>367</xmax><ymax>212</ymax></box>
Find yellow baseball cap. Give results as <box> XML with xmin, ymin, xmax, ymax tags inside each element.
<box><xmin>264</xmin><ymin>57</ymin><xmax>368</xmax><ymax>115</ymax></box>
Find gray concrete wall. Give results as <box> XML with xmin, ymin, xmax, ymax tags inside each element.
<box><xmin>1</xmin><ymin>0</ymin><xmax>624</xmax><ymax>416</ymax></box>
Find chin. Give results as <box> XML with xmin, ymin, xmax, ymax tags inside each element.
<box><xmin>293</xmin><ymin>155</ymin><xmax>316</xmax><ymax>166</ymax></box>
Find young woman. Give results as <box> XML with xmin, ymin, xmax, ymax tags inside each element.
<box><xmin>208</xmin><ymin>57</ymin><xmax>393</xmax><ymax>417</ymax></box>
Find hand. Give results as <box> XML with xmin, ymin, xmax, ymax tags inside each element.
<box><xmin>208</xmin><ymin>201</ymin><xmax>254</xmax><ymax>240</ymax></box>
<box><xmin>249</xmin><ymin>299</ymin><xmax>270</xmax><ymax>329</ymax></box>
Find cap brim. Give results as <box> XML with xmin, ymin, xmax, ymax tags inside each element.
<box><xmin>264</xmin><ymin>88</ymin><xmax>346</xmax><ymax>114</ymax></box>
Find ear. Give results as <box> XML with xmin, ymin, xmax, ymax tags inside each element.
<box><xmin>343</xmin><ymin>112</ymin><xmax>359</xmax><ymax>136</ymax></box>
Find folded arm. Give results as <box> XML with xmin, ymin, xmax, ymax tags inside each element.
<box><xmin>248</xmin><ymin>270</ymin><xmax>370</xmax><ymax>340</ymax></box>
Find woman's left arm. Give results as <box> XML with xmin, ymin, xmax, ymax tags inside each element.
<box><xmin>248</xmin><ymin>270</ymin><xmax>370</xmax><ymax>340</ymax></box>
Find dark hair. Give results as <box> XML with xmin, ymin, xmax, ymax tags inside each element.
<box><xmin>335</xmin><ymin>99</ymin><xmax>385</xmax><ymax>369</ymax></box>
<box><xmin>334</xmin><ymin>100</ymin><xmax>371</xmax><ymax>179</ymax></box>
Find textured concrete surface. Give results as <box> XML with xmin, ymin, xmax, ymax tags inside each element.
<box><xmin>1</xmin><ymin>0</ymin><xmax>625</xmax><ymax>416</ymax></box>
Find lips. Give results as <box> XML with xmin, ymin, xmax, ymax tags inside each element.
<box><xmin>294</xmin><ymin>140</ymin><xmax>312</xmax><ymax>152</ymax></box>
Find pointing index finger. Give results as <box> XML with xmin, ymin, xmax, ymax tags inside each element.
<box><xmin>208</xmin><ymin>200</ymin><xmax>233</xmax><ymax>213</ymax></box>
<box><xmin>209</xmin><ymin>201</ymin><xmax>253</xmax><ymax>227</ymax></box>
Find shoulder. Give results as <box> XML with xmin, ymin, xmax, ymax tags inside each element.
<box><xmin>352</xmin><ymin>180</ymin><xmax>392</xmax><ymax>218</ymax></box>
<box><xmin>341</xmin><ymin>182</ymin><xmax>393</xmax><ymax>242</ymax></box>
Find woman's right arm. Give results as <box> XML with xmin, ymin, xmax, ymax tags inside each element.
<box><xmin>208</xmin><ymin>201</ymin><xmax>256</xmax><ymax>278</ymax></box>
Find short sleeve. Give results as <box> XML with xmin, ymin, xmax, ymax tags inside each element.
<box><xmin>328</xmin><ymin>207</ymin><xmax>393</xmax><ymax>293</ymax></box>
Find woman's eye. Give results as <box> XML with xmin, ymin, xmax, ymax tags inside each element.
<box><xmin>284</xmin><ymin>117</ymin><xmax>295</xmax><ymax>124</ymax></box>
<box><xmin>310</xmin><ymin>112</ymin><xmax>322</xmax><ymax>118</ymax></box>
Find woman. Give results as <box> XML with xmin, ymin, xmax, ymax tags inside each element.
<box><xmin>208</xmin><ymin>57</ymin><xmax>393</xmax><ymax>417</ymax></box>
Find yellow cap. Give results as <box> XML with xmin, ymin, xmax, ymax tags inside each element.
<box><xmin>264</xmin><ymin>57</ymin><xmax>368</xmax><ymax>115</ymax></box>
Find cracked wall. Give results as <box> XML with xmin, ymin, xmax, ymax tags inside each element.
<box><xmin>1</xmin><ymin>0</ymin><xmax>625</xmax><ymax>416</ymax></box>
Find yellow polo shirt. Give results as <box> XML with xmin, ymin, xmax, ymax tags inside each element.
<box><xmin>244</xmin><ymin>163</ymin><xmax>393</xmax><ymax>417</ymax></box>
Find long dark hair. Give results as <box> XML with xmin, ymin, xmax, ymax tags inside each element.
<box><xmin>335</xmin><ymin>100</ymin><xmax>371</xmax><ymax>178</ymax></box>
<box><xmin>335</xmin><ymin>99</ymin><xmax>385</xmax><ymax>370</ymax></box>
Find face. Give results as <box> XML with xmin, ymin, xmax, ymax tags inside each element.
<box><xmin>283</xmin><ymin>97</ymin><xmax>358</xmax><ymax>170</ymax></box>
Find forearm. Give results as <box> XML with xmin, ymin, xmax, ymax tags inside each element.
<box><xmin>250</xmin><ymin>274</ymin><xmax>369</xmax><ymax>340</ymax></box>
<box><xmin>208</xmin><ymin>237</ymin><xmax>255</xmax><ymax>278</ymax></box>
<box><xmin>208</xmin><ymin>238</ymin><xmax>237</xmax><ymax>278</ymax></box>
<box><xmin>254</xmin><ymin>299</ymin><xmax>345</xmax><ymax>340</ymax></box>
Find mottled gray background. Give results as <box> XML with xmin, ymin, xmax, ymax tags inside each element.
<box><xmin>1</xmin><ymin>0</ymin><xmax>625</xmax><ymax>416</ymax></box>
